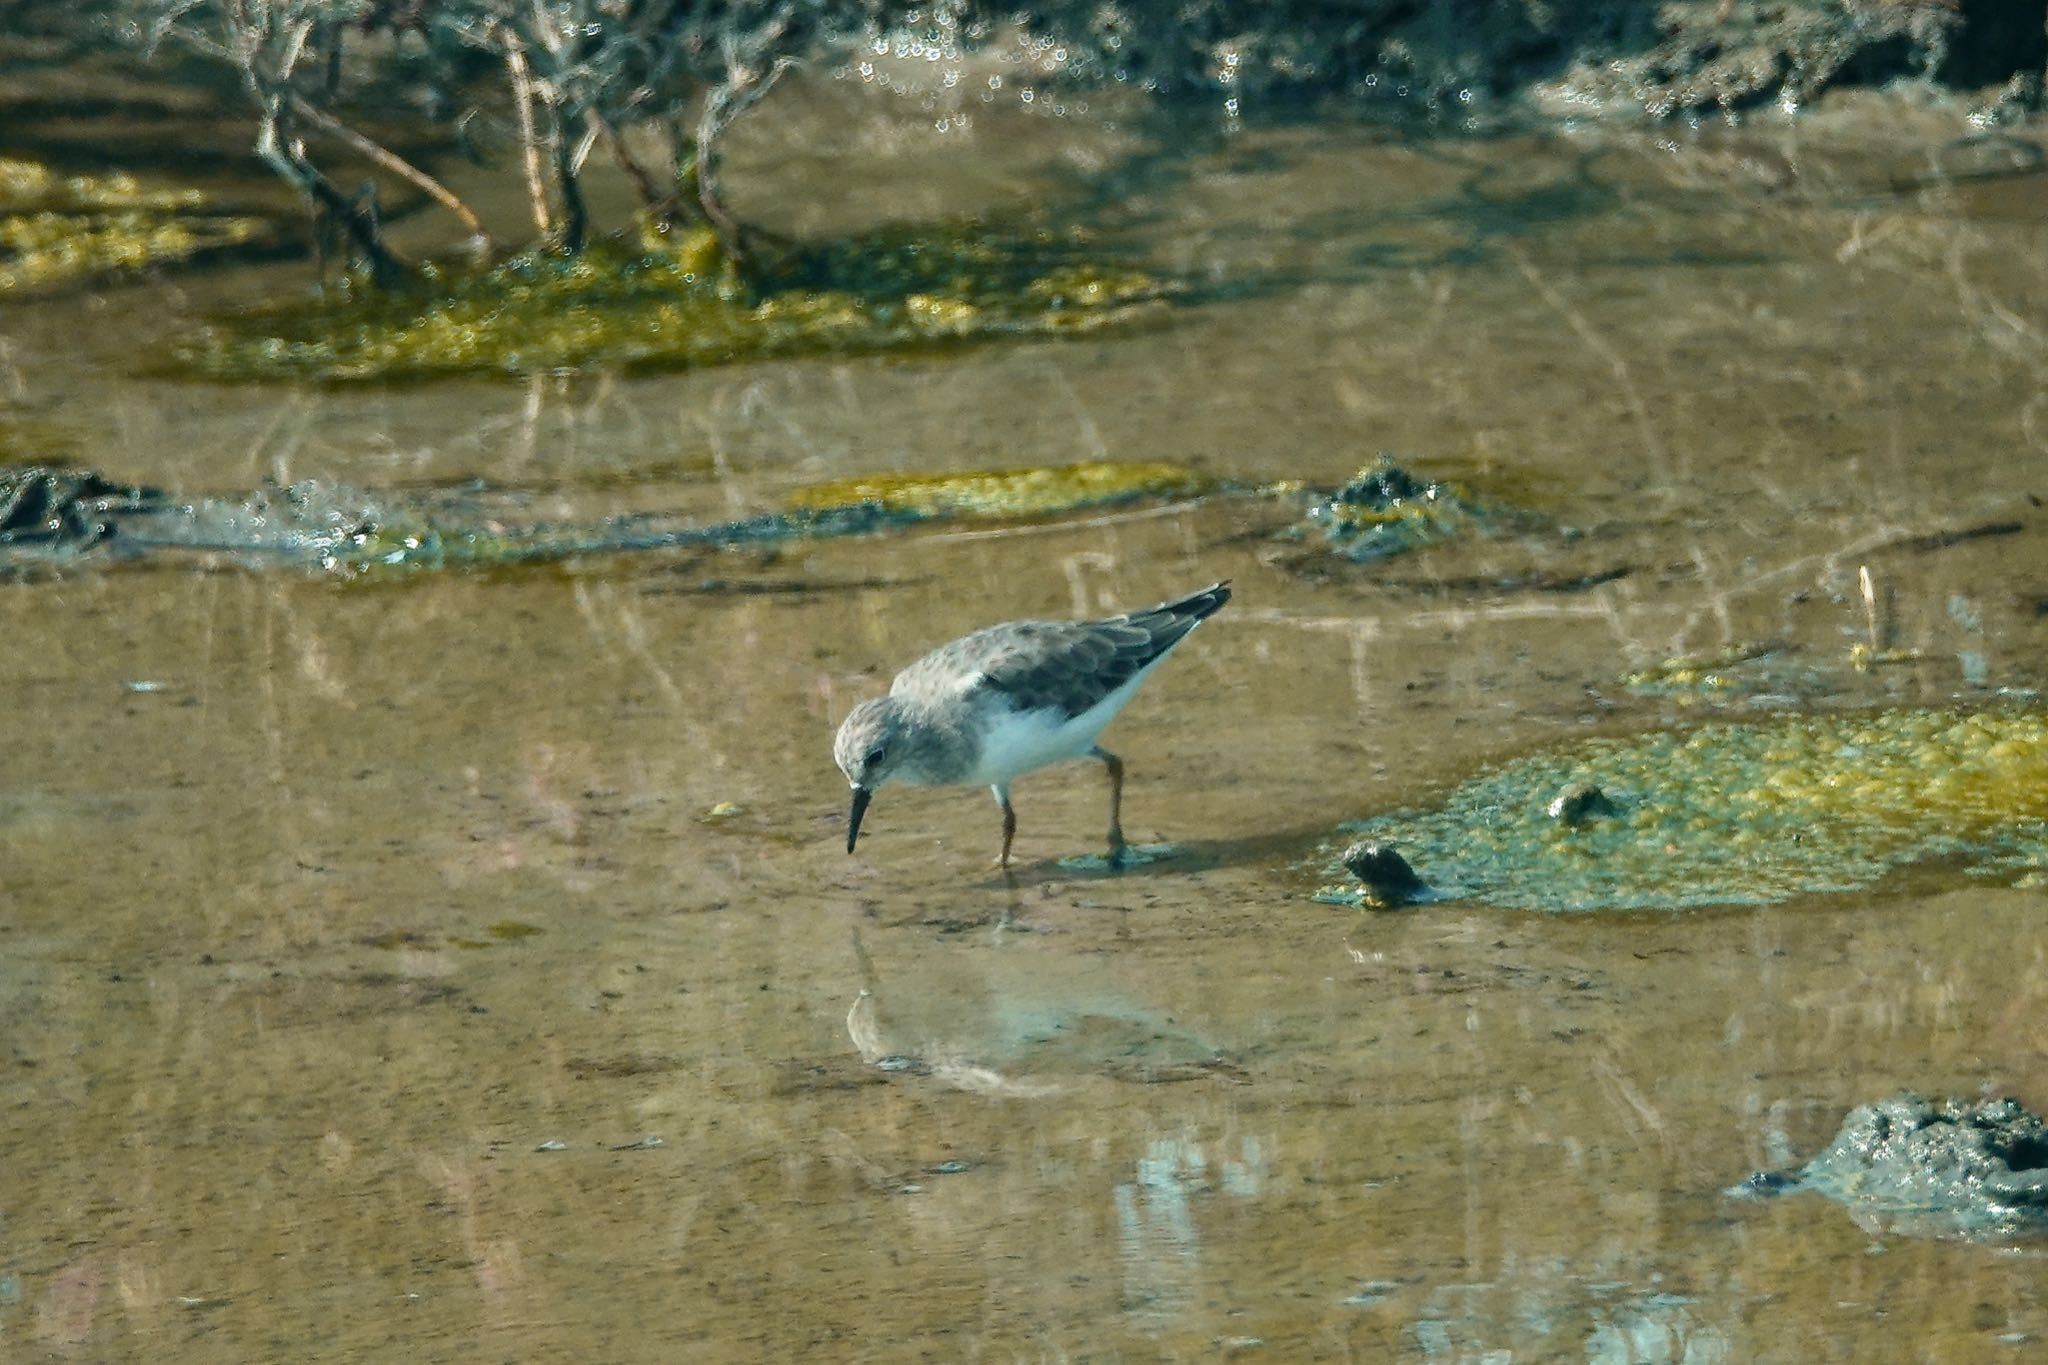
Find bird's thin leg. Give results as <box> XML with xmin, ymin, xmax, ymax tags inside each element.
<box><xmin>993</xmin><ymin>784</ymin><xmax>1016</xmax><ymax>869</ymax></box>
<box><xmin>1091</xmin><ymin>745</ymin><xmax>1128</xmax><ymax>862</ymax></box>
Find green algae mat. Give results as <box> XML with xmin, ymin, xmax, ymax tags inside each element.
<box><xmin>786</xmin><ymin>461</ymin><xmax>1204</xmax><ymax>521</ymax></box>
<box><xmin>0</xmin><ymin>459</ymin><xmax>1209</xmax><ymax>574</ymax></box>
<box><xmin>0</xmin><ymin>157</ymin><xmax>266</xmax><ymax>294</ymax></box>
<box><xmin>171</xmin><ymin>222</ymin><xmax>1177</xmax><ymax>382</ymax></box>
<box><xmin>1319</xmin><ymin>707</ymin><xmax>2048</xmax><ymax>912</ymax></box>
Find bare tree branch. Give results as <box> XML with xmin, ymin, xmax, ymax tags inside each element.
<box><xmin>289</xmin><ymin>94</ymin><xmax>496</xmax><ymax>257</ymax></box>
<box><xmin>499</xmin><ymin>25</ymin><xmax>554</xmax><ymax>240</ymax></box>
<box><xmin>695</xmin><ymin>51</ymin><xmax>795</xmax><ymax>268</ymax></box>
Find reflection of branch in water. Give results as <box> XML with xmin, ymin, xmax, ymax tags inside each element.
<box><xmin>1043</xmin><ymin>358</ymin><xmax>1113</xmax><ymax>463</ymax></box>
<box><xmin>845</xmin><ymin>989</ymin><xmax>886</xmax><ymax>1066</ymax></box>
<box><xmin>842</xmin><ymin>989</ymin><xmax>1060</xmax><ymax>1096</ymax></box>
<box><xmin>1507</xmin><ymin>244</ymin><xmax>1670</xmax><ymax>492</ymax></box>
<box><xmin>1590</xmin><ymin>1053</ymin><xmax>1673</xmax><ymax>1157</ymax></box>
<box><xmin>1059</xmin><ymin>549</ymin><xmax>1118</xmax><ymax>619</ymax></box>
<box><xmin>571</xmin><ymin>578</ymin><xmax>685</xmax><ymax>709</ymax></box>
<box><xmin>1945</xmin><ymin>229</ymin><xmax>2038</xmax><ymax>363</ymax></box>
<box><xmin>845</xmin><ymin>927</ymin><xmax>889</xmax><ymax>1066</ymax></box>
<box><xmin>844</xmin><ymin>928</ymin><xmax>1058</xmax><ymax>1096</ymax></box>
<box><xmin>1666</xmin><ymin>511</ymin><xmax>2025</xmax><ymax>657</ymax></box>
<box><xmin>926</xmin><ymin>1060</ymin><xmax>1058</xmax><ymax>1099</ymax></box>
<box><xmin>921</xmin><ymin>498</ymin><xmax>1210</xmax><ymax>545</ymax></box>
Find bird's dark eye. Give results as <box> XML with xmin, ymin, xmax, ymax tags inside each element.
<box><xmin>864</xmin><ymin>746</ymin><xmax>885</xmax><ymax>767</ymax></box>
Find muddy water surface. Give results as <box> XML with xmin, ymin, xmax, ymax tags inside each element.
<box><xmin>5</xmin><ymin>95</ymin><xmax>2048</xmax><ymax>1360</ymax></box>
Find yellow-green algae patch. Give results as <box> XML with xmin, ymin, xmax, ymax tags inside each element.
<box><xmin>0</xmin><ymin>456</ymin><xmax>1210</xmax><ymax>575</ymax></box>
<box><xmin>1319</xmin><ymin>707</ymin><xmax>2048</xmax><ymax>912</ymax></box>
<box><xmin>0</xmin><ymin>157</ymin><xmax>266</xmax><ymax>294</ymax></box>
<box><xmin>786</xmin><ymin>460</ymin><xmax>1205</xmax><ymax>521</ymax></box>
<box><xmin>1621</xmin><ymin>641</ymin><xmax>1787</xmax><ymax>696</ymax></box>
<box><xmin>174</xmin><ymin>221</ymin><xmax>1178</xmax><ymax>382</ymax></box>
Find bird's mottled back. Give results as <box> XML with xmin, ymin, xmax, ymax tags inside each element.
<box><xmin>896</xmin><ymin>581</ymin><xmax>1230</xmax><ymax>720</ymax></box>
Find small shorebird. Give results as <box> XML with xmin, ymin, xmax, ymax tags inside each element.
<box><xmin>835</xmin><ymin>581</ymin><xmax>1231</xmax><ymax>868</ymax></box>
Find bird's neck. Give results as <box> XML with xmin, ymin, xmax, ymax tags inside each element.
<box><xmin>890</xmin><ymin>695</ymin><xmax>975</xmax><ymax>786</ymax></box>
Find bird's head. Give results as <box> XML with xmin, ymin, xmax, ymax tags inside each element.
<box><xmin>833</xmin><ymin>697</ymin><xmax>905</xmax><ymax>853</ymax></box>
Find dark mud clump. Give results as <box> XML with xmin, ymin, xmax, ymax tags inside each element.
<box><xmin>1545</xmin><ymin>782</ymin><xmax>1620</xmax><ymax>827</ymax></box>
<box><xmin>1340</xmin><ymin>840</ymin><xmax>1427</xmax><ymax>908</ymax></box>
<box><xmin>0</xmin><ymin>466</ymin><xmax>162</xmax><ymax>548</ymax></box>
<box><xmin>1733</xmin><ymin>1094</ymin><xmax>2048</xmax><ymax>1243</ymax></box>
<box><xmin>1293</xmin><ymin>455</ymin><xmax>1507</xmax><ymax>566</ymax></box>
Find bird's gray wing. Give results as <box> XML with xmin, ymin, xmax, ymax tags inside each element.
<box><xmin>895</xmin><ymin>584</ymin><xmax>1229</xmax><ymax>719</ymax></box>
<box><xmin>965</xmin><ymin>619</ymin><xmax>1168</xmax><ymax>719</ymax></box>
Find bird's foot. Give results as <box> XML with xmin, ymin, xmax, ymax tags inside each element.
<box><xmin>1054</xmin><ymin>841</ymin><xmax>1180</xmax><ymax>873</ymax></box>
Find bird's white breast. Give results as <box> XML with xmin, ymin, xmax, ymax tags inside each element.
<box><xmin>958</xmin><ymin>660</ymin><xmax>1160</xmax><ymax>787</ymax></box>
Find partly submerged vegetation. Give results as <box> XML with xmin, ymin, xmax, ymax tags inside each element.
<box><xmin>0</xmin><ymin>156</ymin><xmax>267</xmax><ymax>294</ymax></box>
<box><xmin>171</xmin><ymin>222</ymin><xmax>1179</xmax><ymax>381</ymax></box>
<box><xmin>0</xmin><ymin>458</ymin><xmax>1211</xmax><ymax>575</ymax></box>
<box><xmin>1620</xmin><ymin>641</ymin><xmax>1796</xmax><ymax>700</ymax></box>
<box><xmin>1319</xmin><ymin>706</ymin><xmax>2048</xmax><ymax>912</ymax></box>
<box><xmin>786</xmin><ymin>459</ymin><xmax>1204</xmax><ymax>521</ymax></box>
<box><xmin>4</xmin><ymin>453</ymin><xmax>1548</xmax><ymax>575</ymax></box>
<box><xmin>0</xmin><ymin>453</ymin><xmax>1538</xmax><ymax>574</ymax></box>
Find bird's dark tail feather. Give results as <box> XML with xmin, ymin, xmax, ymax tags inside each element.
<box><xmin>1118</xmin><ymin>581</ymin><xmax>1231</xmax><ymax>659</ymax></box>
<box><xmin>1141</xmin><ymin>580</ymin><xmax>1231</xmax><ymax>624</ymax></box>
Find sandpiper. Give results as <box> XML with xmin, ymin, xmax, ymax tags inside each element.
<box><xmin>834</xmin><ymin>581</ymin><xmax>1231</xmax><ymax>867</ymax></box>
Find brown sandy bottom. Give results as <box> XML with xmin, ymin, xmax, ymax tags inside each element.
<box><xmin>4</xmin><ymin>98</ymin><xmax>2048</xmax><ymax>1360</ymax></box>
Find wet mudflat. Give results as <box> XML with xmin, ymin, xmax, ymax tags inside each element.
<box><xmin>6</xmin><ymin>100</ymin><xmax>2048</xmax><ymax>1359</ymax></box>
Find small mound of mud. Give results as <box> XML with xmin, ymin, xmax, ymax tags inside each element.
<box><xmin>1340</xmin><ymin>840</ymin><xmax>1427</xmax><ymax>907</ymax></box>
<box><xmin>1733</xmin><ymin>1094</ymin><xmax>2048</xmax><ymax>1243</ymax></box>
<box><xmin>1293</xmin><ymin>455</ymin><xmax>1509</xmax><ymax>565</ymax></box>
<box><xmin>0</xmin><ymin>466</ymin><xmax>162</xmax><ymax>548</ymax></box>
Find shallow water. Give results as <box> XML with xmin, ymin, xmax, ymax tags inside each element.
<box><xmin>5</xmin><ymin>88</ymin><xmax>2048</xmax><ymax>1360</ymax></box>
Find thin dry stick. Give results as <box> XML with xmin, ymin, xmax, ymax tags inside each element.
<box><xmin>1859</xmin><ymin>563</ymin><xmax>1880</xmax><ymax>650</ymax></box>
<box><xmin>499</xmin><ymin>30</ymin><xmax>553</xmax><ymax>239</ymax></box>
<box><xmin>289</xmin><ymin>96</ymin><xmax>494</xmax><ymax>254</ymax></box>
<box><xmin>1857</xmin><ymin>563</ymin><xmax>1898</xmax><ymax>652</ymax></box>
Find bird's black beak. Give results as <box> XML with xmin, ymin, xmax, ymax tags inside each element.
<box><xmin>846</xmin><ymin>785</ymin><xmax>872</xmax><ymax>854</ymax></box>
